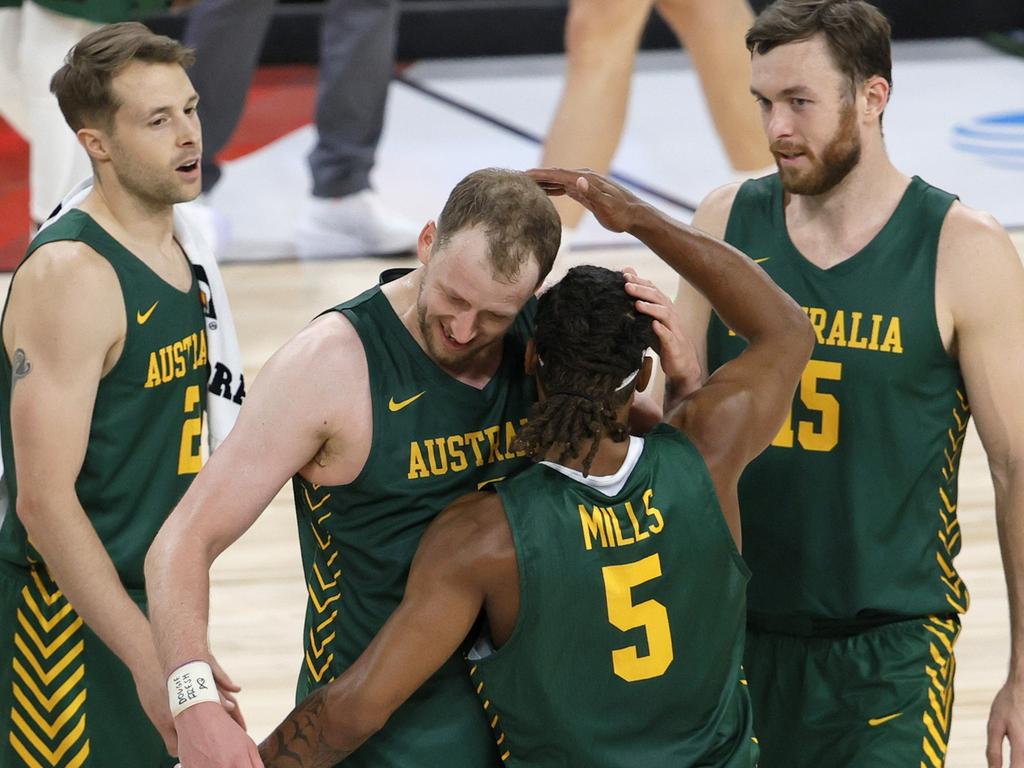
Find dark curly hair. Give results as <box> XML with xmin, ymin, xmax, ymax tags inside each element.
<box><xmin>514</xmin><ymin>266</ymin><xmax>656</xmax><ymax>475</ymax></box>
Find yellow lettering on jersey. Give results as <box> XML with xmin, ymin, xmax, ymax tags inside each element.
<box><xmin>484</xmin><ymin>425</ymin><xmax>504</xmax><ymax>463</ymax></box>
<box><xmin>643</xmin><ymin>489</ymin><xmax>665</xmax><ymax>534</ymax></box>
<box><xmin>145</xmin><ymin>353</ymin><xmax>162</xmax><ymax>388</ymax></box>
<box><xmin>579</xmin><ymin>492</ymin><xmax>664</xmax><ymax>550</ymax></box>
<box><xmin>868</xmin><ymin>314</ymin><xmax>884</xmax><ymax>351</ymax></box>
<box><xmin>406</xmin><ymin>421</ymin><xmax>529</xmax><ymax>480</ymax></box>
<box><xmin>798</xmin><ymin>306</ymin><xmax>903</xmax><ymax>355</ymax></box>
<box><xmin>807</xmin><ymin>307</ymin><xmax>828</xmax><ymax>344</ymax></box>
<box><xmin>847</xmin><ymin>311</ymin><xmax>869</xmax><ymax>349</ymax></box>
<box><xmin>579</xmin><ymin>505</ymin><xmax>609</xmax><ymax>550</ymax></box>
<box><xmin>609</xmin><ymin>509</ymin><xmax>635</xmax><ymax>546</ymax></box>
<box><xmin>465</xmin><ymin>431</ymin><xmax>486</xmax><ymax>467</ymax></box>
<box><xmin>196</xmin><ymin>328</ymin><xmax>208</xmax><ymax>367</ymax></box>
<box><xmin>825</xmin><ymin>310</ymin><xmax>847</xmax><ymax>347</ymax></box>
<box><xmin>173</xmin><ymin>340</ymin><xmax>187</xmax><ymax>378</ymax></box>
<box><xmin>144</xmin><ymin>331</ymin><xmax>208</xmax><ymax>389</ymax></box>
<box><xmin>407</xmin><ymin>442</ymin><xmax>430</xmax><ymax>479</ymax></box>
<box><xmin>880</xmin><ymin>316</ymin><xmax>904</xmax><ymax>354</ymax></box>
<box><xmin>447</xmin><ymin>435</ymin><xmax>469</xmax><ymax>473</ymax></box>
<box><xmin>624</xmin><ymin>501</ymin><xmax>650</xmax><ymax>543</ymax></box>
<box><xmin>424</xmin><ymin>438</ymin><xmax>448</xmax><ymax>475</ymax></box>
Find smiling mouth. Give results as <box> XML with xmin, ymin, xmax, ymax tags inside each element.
<box><xmin>176</xmin><ymin>159</ymin><xmax>200</xmax><ymax>173</ymax></box>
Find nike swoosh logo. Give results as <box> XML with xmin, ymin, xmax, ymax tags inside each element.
<box><xmin>388</xmin><ymin>391</ymin><xmax>426</xmax><ymax>412</ymax></box>
<box><xmin>754</xmin><ymin>257</ymin><xmax>771</xmax><ymax>264</ymax></box>
<box><xmin>137</xmin><ymin>301</ymin><xmax>159</xmax><ymax>324</ymax></box>
<box><xmin>868</xmin><ymin>713</ymin><xmax>903</xmax><ymax>726</ymax></box>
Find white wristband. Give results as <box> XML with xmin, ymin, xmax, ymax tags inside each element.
<box><xmin>167</xmin><ymin>660</ymin><xmax>220</xmax><ymax>718</ymax></box>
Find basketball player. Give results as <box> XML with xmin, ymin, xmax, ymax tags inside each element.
<box><xmin>0</xmin><ymin>23</ymin><xmax>239</xmax><ymax>767</ymax></box>
<box><xmin>671</xmin><ymin>2</ymin><xmax>1024</xmax><ymax>766</ymax></box>
<box><xmin>254</xmin><ymin>169</ymin><xmax>813</xmax><ymax>768</ymax></box>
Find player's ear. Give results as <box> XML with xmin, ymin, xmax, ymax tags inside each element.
<box><xmin>636</xmin><ymin>355</ymin><xmax>653</xmax><ymax>393</ymax></box>
<box><xmin>417</xmin><ymin>220</ymin><xmax>437</xmax><ymax>266</ymax></box>
<box><xmin>524</xmin><ymin>338</ymin><xmax>538</xmax><ymax>376</ymax></box>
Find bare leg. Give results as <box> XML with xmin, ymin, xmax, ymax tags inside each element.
<box><xmin>656</xmin><ymin>0</ymin><xmax>772</xmax><ymax>172</ymax></box>
<box><xmin>541</xmin><ymin>0</ymin><xmax>655</xmax><ymax>229</ymax></box>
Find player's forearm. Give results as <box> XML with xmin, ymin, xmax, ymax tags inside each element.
<box><xmin>145</xmin><ymin>509</ymin><xmax>216</xmax><ymax>674</ymax></box>
<box><xmin>16</xmin><ymin>493</ymin><xmax>156</xmax><ymax>671</ymax></box>
<box><xmin>993</xmin><ymin>460</ymin><xmax>1024</xmax><ymax>680</ymax></box>
<box><xmin>259</xmin><ymin>685</ymin><xmax>379</xmax><ymax>767</ymax></box>
<box><xmin>627</xmin><ymin>203</ymin><xmax>808</xmax><ymax>347</ymax></box>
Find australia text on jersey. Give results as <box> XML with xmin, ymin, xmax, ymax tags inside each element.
<box><xmin>144</xmin><ymin>330</ymin><xmax>208</xmax><ymax>389</ymax></box>
<box><xmin>407</xmin><ymin>418</ymin><xmax>529</xmax><ymax>480</ymax></box>
<box><xmin>732</xmin><ymin>305</ymin><xmax>904</xmax><ymax>354</ymax></box>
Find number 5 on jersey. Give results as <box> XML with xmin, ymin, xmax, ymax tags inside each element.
<box><xmin>602</xmin><ymin>553</ymin><xmax>674</xmax><ymax>682</ymax></box>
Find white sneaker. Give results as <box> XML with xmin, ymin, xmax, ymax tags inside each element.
<box><xmin>294</xmin><ymin>190</ymin><xmax>420</xmax><ymax>259</ymax></box>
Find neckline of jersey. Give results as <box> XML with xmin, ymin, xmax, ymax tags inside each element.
<box><xmin>65</xmin><ymin>209</ymin><xmax>197</xmax><ymax>297</ymax></box>
<box><xmin>772</xmin><ymin>175</ymin><xmax>923</xmax><ymax>278</ymax></box>
<box><xmin>539</xmin><ymin>435</ymin><xmax>646</xmax><ymax>498</ymax></box>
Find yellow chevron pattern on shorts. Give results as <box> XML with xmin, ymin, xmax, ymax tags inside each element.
<box><xmin>301</xmin><ymin>481</ymin><xmax>341</xmax><ymax>686</ymax></box>
<box><xmin>919</xmin><ymin>615</ymin><xmax>959</xmax><ymax>768</ymax></box>
<box><xmin>8</xmin><ymin>568</ymin><xmax>90</xmax><ymax>767</ymax></box>
<box><xmin>468</xmin><ymin>665</ymin><xmax>511</xmax><ymax>762</ymax></box>
<box><xmin>934</xmin><ymin>390</ymin><xmax>970</xmax><ymax>615</ymax></box>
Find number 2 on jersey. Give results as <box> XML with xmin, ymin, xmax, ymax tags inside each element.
<box><xmin>602</xmin><ymin>553</ymin><xmax>674</xmax><ymax>682</ymax></box>
<box><xmin>773</xmin><ymin>359</ymin><xmax>843</xmax><ymax>452</ymax></box>
<box><xmin>178</xmin><ymin>384</ymin><xmax>202</xmax><ymax>475</ymax></box>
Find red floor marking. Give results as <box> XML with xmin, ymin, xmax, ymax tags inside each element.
<box><xmin>0</xmin><ymin>65</ymin><xmax>318</xmax><ymax>271</ymax></box>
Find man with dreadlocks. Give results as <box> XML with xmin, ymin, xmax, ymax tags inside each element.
<box><xmin>256</xmin><ymin>169</ymin><xmax>814</xmax><ymax>768</ymax></box>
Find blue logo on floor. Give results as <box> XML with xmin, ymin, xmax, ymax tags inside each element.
<box><xmin>952</xmin><ymin>111</ymin><xmax>1024</xmax><ymax>170</ymax></box>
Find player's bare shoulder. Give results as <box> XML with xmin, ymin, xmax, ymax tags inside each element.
<box><xmin>692</xmin><ymin>181</ymin><xmax>745</xmax><ymax>239</ymax></box>
<box><xmin>3</xmin><ymin>239</ymin><xmax>125</xmax><ymax>356</ymax></box>
<box><xmin>418</xmin><ymin>491</ymin><xmax>514</xmax><ymax>580</ymax></box>
<box><xmin>937</xmin><ymin>202</ymin><xmax>1021</xmax><ymax>305</ymax></box>
<box><xmin>255</xmin><ymin>309</ymin><xmax>373</xmax><ymax>484</ymax></box>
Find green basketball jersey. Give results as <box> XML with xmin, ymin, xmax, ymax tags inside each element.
<box><xmin>471</xmin><ymin>424</ymin><xmax>755</xmax><ymax>768</ymax></box>
<box><xmin>291</xmin><ymin>274</ymin><xmax>537</xmax><ymax>767</ymax></box>
<box><xmin>29</xmin><ymin>0</ymin><xmax>168</xmax><ymax>23</ymax></box>
<box><xmin>707</xmin><ymin>174</ymin><xmax>964</xmax><ymax>626</ymax></box>
<box><xmin>0</xmin><ymin>209</ymin><xmax>208</xmax><ymax>590</ymax></box>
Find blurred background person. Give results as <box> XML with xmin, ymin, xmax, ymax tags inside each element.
<box><xmin>542</xmin><ymin>0</ymin><xmax>774</xmax><ymax>235</ymax></box>
<box><xmin>183</xmin><ymin>0</ymin><xmax>420</xmax><ymax>259</ymax></box>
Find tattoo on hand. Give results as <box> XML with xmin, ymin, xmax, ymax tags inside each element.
<box><xmin>12</xmin><ymin>348</ymin><xmax>31</xmax><ymax>386</ymax></box>
<box><xmin>259</xmin><ymin>688</ymin><xmax>352</xmax><ymax>768</ymax></box>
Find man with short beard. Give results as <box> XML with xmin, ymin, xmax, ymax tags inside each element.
<box><xmin>672</xmin><ymin>1</ymin><xmax>1024</xmax><ymax>767</ymax></box>
<box><xmin>0</xmin><ymin>22</ymin><xmax>241</xmax><ymax>767</ymax></box>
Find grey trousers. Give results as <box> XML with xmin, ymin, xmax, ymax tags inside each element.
<box><xmin>184</xmin><ymin>0</ymin><xmax>398</xmax><ymax>197</ymax></box>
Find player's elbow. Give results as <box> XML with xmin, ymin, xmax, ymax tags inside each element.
<box><xmin>14</xmin><ymin>486</ymin><xmax>72</xmax><ymax>531</ymax></box>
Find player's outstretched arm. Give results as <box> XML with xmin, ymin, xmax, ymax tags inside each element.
<box><xmin>145</xmin><ymin>316</ymin><xmax>361</xmax><ymax>768</ymax></box>
<box><xmin>935</xmin><ymin>207</ymin><xmax>1024</xmax><ymax>768</ymax></box>
<box><xmin>5</xmin><ymin>243</ymin><xmax>179</xmax><ymax>752</ymax></box>
<box><xmin>258</xmin><ymin>493</ymin><xmax>513</xmax><ymax>767</ymax></box>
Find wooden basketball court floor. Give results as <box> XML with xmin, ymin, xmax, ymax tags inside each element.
<box><xmin>1</xmin><ymin>37</ymin><xmax>1023</xmax><ymax>765</ymax></box>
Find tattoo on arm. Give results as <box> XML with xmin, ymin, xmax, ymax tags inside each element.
<box><xmin>258</xmin><ymin>688</ymin><xmax>353</xmax><ymax>768</ymax></box>
<box><xmin>12</xmin><ymin>348</ymin><xmax>31</xmax><ymax>388</ymax></box>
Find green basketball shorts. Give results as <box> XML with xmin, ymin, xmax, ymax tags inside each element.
<box><xmin>744</xmin><ymin>614</ymin><xmax>959</xmax><ymax>768</ymax></box>
<box><xmin>0</xmin><ymin>563</ymin><xmax>176</xmax><ymax>767</ymax></box>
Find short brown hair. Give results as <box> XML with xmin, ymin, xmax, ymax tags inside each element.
<box><xmin>435</xmin><ymin>168</ymin><xmax>561</xmax><ymax>285</ymax></box>
<box><xmin>747</xmin><ymin>0</ymin><xmax>893</xmax><ymax>97</ymax></box>
<box><xmin>50</xmin><ymin>22</ymin><xmax>195</xmax><ymax>131</ymax></box>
